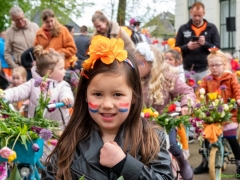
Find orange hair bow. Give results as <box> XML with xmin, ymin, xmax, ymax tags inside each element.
<box><xmin>208</xmin><ymin>46</ymin><xmax>219</xmax><ymax>53</ymax></box>
<box><xmin>82</xmin><ymin>35</ymin><xmax>128</xmax><ymax>71</ymax></box>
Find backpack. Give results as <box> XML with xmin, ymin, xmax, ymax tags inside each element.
<box><xmin>121</xmin><ymin>26</ymin><xmax>143</xmax><ymax>45</ymax></box>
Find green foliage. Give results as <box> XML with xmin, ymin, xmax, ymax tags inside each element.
<box><xmin>0</xmin><ymin>0</ymin><xmax>94</xmax><ymax>30</ymax></box>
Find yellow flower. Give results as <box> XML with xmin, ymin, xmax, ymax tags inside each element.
<box><xmin>152</xmin><ymin>111</ymin><xmax>159</xmax><ymax>118</ymax></box>
<box><xmin>197</xmin><ymin>80</ymin><xmax>202</xmax><ymax>85</ymax></box>
<box><xmin>143</xmin><ymin>108</ymin><xmax>153</xmax><ymax>116</ymax></box>
<box><xmin>236</xmin><ymin>71</ymin><xmax>240</xmax><ymax>77</ymax></box>
<box><xmin>208</xmin><ymin>92</ymin><xmax>218</xmax><ymax>100</ymax></box>
<box><xmin>200</xmin><ymin>94</ymin><xmax>205</xmax><ymax>99</ymax></box>
<box><xmin>82</xmin><ymin>35</ymin><xmax>127</xmax><ymax>70</ymax></box>
<box><xmin>7</xmin><ymin>151</ymin><xmax>17</xmax><ymax>162</ymax></box>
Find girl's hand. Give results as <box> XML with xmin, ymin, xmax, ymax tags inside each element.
<box><xmin>62</xmin><ymin>98</ymin><xmax>72</xmax><ymax>108</ymax></box>
<box><xmin>181</xmin><ymin>105</ymin><xmax>189</xmax><ymax>115</ymax></box>
<box><xmin>100</xmin><ymin>141</ymin><xmax>126</xmax><ymax>168</ymax></box>
<box><xmin>237</xmin><ymin>99</ymin><xmax>240</xmax><ymax>106</ymax></box>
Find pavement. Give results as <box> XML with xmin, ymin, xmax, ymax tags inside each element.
<box><xmin>188</xmin><ymin>139</ymin><xmax>238</xmax><ymax>180</ymax></box>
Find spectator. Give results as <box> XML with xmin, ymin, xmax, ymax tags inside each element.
<box><xmin>175</xmin><ymin>2</ymin><xmax>220</xmax><ymax>144</ymax></box>
<box><xmin>0</xmin><ymin>31</ymin><xmax>11</xmax><ymax>78</ymax></box>
<box><xmin>92</xmin><ymin>11</ymin><xmax>135</xmax><ymax>51</ymax></box>
<box><xmin>64</xmin><ymin>24</ymin><xmax>74</xmax><ymax>36</ymax></box>
<box><xmin>4</xmin><ymin>6</ymin><xmax>39</xmax><ymax>69</ymax></box>
<box><xmin>175</xmin><ymin>2</ymin><xmax>220</xmax><ymax>82</ymax></box>
<box><xmin>34</xmin><ymin>9</ymin><xmax>77</xmax><ymax>69</ymax></box>
<box><xmin>74</xmin><ymin>25</ymin><xmax>90</xmax><ymax>69</ymax></box>
<box><xmin>129</xmin><ymin>18</ymin><xmax>148</xmax><ymax>44</ymax></box>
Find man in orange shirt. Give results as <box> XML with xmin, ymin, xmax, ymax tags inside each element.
<box><xmin>175</xmin><ymin>2</ymin><xmax>220</xmax><ymax>82</ymax></box>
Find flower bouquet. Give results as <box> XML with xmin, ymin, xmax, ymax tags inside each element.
<box><xmin>191</xmin><ymin>85</ymin><xmax>236</xmax><ymax>144</ymax></box>
<box><xmin>142</xmin><ymin>97</ymin><xmax>192</xmax><ymax>134</ymax></box>
<box><xmin>0</xmin><ymin>75</ymin><xmax>61</xmax><ymax>178</ymax></box>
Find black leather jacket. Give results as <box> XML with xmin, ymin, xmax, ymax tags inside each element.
<box><xmin>41</xmin><ymin>127</ymin><xmax>173</xmax><ymax>180</ymax></box>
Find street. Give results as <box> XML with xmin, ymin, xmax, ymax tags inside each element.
<box><xmin>188</xmin><ymin>140</ymin><xmax>238</xmax><ymax>180</ymax></box>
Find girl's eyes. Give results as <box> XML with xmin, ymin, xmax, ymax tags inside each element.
<box><xmin>93</xmin><ymin>93</ymin><xmax>102</xmax><ymax>96</ymax></box>
<box><xmin>114</xmin><ymin>93</ymin><xmax>123</xmax><ymax>97</ymax></box>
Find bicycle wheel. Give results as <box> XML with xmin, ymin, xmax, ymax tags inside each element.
<box><xmin>209</xmin><ymin>147</ymin><xmax>222</xmax><ymax>180</ymax></box>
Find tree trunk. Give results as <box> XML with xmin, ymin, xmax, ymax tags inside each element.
<box><xmin>117</xmin><ymin>0</ymin><xmax>126</xmax><ymax>26</ymax></box>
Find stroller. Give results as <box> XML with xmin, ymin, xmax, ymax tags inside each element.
<box><xmin>0</xmin><ymin>69</ymin><xmax>9</xmax><ymax>90</ymax></box>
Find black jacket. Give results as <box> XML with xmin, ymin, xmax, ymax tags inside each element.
<box><xmin>175</xmin><ymin>19</ymin><xmax>220</xmax><ymax>72</ymax></box>
<box><xmin>74</xmin><ymin>35</ymin><xmax>90</xmax><ymax>69</ymax></box>
<box><xmin>41</xmin><ymin>126</ymin><xmax>173</xmax><ymax>180</ymax></box>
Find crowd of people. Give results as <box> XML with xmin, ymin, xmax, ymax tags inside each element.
<box><xmin>0</xmin><ymin>1</ymin><xmax>240</xmax><ymax>180</ymax></box>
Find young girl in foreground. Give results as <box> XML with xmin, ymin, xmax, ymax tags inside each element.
<box><xmin>135</xmin><ymin>42</ymin><xmax>195</xmax><ymax>180</ymax></box>
<box><xmin>194</xmin><ymin>49</ymin><xmax>240</xmax><ymax>177</ymax></box>
<box><xmin>42</xmin><ymin>36</ymin><xmax>173</xmax><ymax>180</ymax></box>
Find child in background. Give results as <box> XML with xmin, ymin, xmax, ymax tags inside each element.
<box><xmin>41</xmin><ymin>36</ymin><xmax>173</xmax><ymax>180</ymax></box>
<box><xmin>135</xmin><ymin>42</ymin><xmax>195</xmax><ymax>180</ymax></box>
<box><xmin>164</xmin><ymin>48</ymin><xmax>185</xmax><ymax>82</ymax></box>
<box><xmin>194</xmin><ymin>49</ymin><xmax>240</xmax><ymax>177</ymax></box>
<box><xmin>7</xmin><ymin>66</ymin><xmax>28</xmax><ymax>114</ymax></box>
<box><xmin>224</xmin><ymin>52</ymin><xmax>239</xmax><ymax>72</ymax></box>
<box><xmin>4</xmin><ymin>45</ymin><xmax>74</xmax><ymax>161</ymax></box>
<box><xmin>164</xmin><ymin>48</ymin><xmax>190</xmax><ymax>160</ymax></box>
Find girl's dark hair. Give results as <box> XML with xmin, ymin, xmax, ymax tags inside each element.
<box><xmin>49</xmin><ymin>50</ymin><xmax>161</xmax><ymax>179</ymax></box>
<box><xmin>165</xmin><ymin>49</ymin><xmax>182</xmax><ymax>63</ymax></box>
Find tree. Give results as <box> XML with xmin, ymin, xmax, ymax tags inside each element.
<box><xmin>0</xmin><ymin>0</ymin><xmax>94</xmax><ymax>31</ymax></box>
<box><xmin>117</xmin><ymin>0</ymin><xmax>126</xmax><ymax>25</ymax></box>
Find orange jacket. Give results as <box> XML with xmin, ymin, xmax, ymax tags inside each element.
<box><xmin>201</xmin><ymin>72</ymin><xmax>240</xmax><ymax>122</ymax></box>
<box><xmin>34</xmin><ymin>25</ymin><xmax>77</xmax><ymax>69</ymax></box>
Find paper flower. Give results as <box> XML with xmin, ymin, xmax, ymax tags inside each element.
<box><xmin>82</xmin><ymin>35</ymin><xmax>127</xmax><ymax>70</ymax></box>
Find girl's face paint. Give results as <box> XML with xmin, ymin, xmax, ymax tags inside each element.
<box><xmin>88</xmin><ymin>102</ymin><xmax>99</xmax><ymax>113</ymax></box>
<box><xmin>118</xmin><ymin>103</ymin><xmax>129</xmax><ymax>113</ymax></box>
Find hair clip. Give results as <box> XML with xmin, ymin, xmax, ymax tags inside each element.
<box><xmin>124</xmin><ymin>59</ymin><xmax>134</xmax><ymax>68</ymax></box>
<box><xmin>82</xmin><ymin>35</ymin><xmax>127</xmax><ymax>71</ymax></box>
<box><xmin>173</xmin><ymin>47</ymin><xmax>181</xmax><ymax>53</ymax></box>
<box><xmin>80</xmin><ymin>69</ymin><xmax>89</xmax><ymax>79</ymax></box>
<box><xmin>208</xmin><ymin>46</ymin><xmax>219</xmax><ymax>53</ymax></box>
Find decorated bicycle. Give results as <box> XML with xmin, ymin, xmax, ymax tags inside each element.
<box><xmin>0</xmin><ymin>76</ymin><xmax>64</xmax><ymax>180</ymax></box>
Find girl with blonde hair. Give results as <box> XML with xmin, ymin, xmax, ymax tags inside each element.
<box><xmin>135</xmin><ymin>42</ymin><xmax>195</xmax><ymax>180</ymax></box>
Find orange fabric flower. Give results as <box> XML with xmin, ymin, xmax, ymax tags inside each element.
<box><xmin>203</xmin><ymin>123</ymin><xmax>222</xmax><ymax>143</ymax></box>
<box><xmin>82</xmin><ymin>35</ymin><xmax>127</xmax><ymax>70</ymax></box>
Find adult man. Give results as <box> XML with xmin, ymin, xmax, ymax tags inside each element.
<box><xmin>4</xmin><ymin>6</ymin><xmax>39</xmax><ymax>68</ymax></box>
<box><xmin>74</xmin><ymin>25</ymin><xmax>90</xmax><ymax>69</ymax></box>
<box><xmin>175</xmin><ymin>2</ymin><xmax>220</xmax><ymax>82</ymax></box>
<box><xmin>128</xmin><ymin>18</ymin><xmax>148</xmax><ymax>44</ymax></box>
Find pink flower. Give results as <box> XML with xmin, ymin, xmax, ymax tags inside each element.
<box><xmin>0</xmin><ymin>147</ymin><xmax>12</xmax><ymax>158</ymax></box>
<box><xmin>32</xmin><ymin>143</ymin><xmax>40</xmax><ymax>152</ymax></box>
<box><xmin>48</xmin><ymin>139</ymin><xmax>58</xmax><ymax>146</ymax></box>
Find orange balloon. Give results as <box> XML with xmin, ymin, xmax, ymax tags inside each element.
<box><xmin>167</xmin><ymin>38</ymin><xmax>176</xmax><ymax>48</ymax></box>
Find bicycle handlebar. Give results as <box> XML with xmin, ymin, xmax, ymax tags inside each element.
<box><xmin>47</xmin><ymin>102</ymin><xmax>65</xmax><ymax>109</ymax></box>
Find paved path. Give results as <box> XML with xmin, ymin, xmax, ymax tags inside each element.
<box><xmin>188</xmin><ymin>140</ymin><xmax>238</xmax><ymax>180</ymax></box>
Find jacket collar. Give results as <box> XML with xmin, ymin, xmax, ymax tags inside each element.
<box><xmin>187</xmin><ymin>19</ymin><xmax>211</xmax><ymax>28</ymax></box>
<box><xmin>76</xmin><ymin>125</ymin><xmax>125</xmax><ymax>176</ymax></box>
<box><xmin>211</xmin><ymin>71</ymin><xmax>233</xmax><ymax>81</ymax></box>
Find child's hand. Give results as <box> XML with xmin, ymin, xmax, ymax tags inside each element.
<box><xmin>100</xmin><ymin>141</ymin><xmax>126</xmax><ymax>168</ymax></box>
<box><xmin>62</xmin><ymin>98</ymin><xmax>73</xmax><ymax>108</ymax></box>
<box><xmin>237</xmin><ymin>99</ymin><xmax>240</xmax><ymax>106</ymax></box>
<box><xmin>181</xmin><ymin>105</ymin><xmax>189</xmax><ymax>115</ymax></box>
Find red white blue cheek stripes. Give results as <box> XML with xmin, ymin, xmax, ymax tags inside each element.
<box><xmin>118</xmin><ymin>103</ymin><xmax>129</xmax><ymax>113</ymax></box>
<box><xmin>88</xmin><ymin>102</ymin><xmax>99</xmax><ymax>113</ymax></box>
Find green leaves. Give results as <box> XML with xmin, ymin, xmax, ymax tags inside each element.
<box><xmin>7</xmin><ymin>166</ymin><xmax>21</xmax><ymax>180</ymax></box>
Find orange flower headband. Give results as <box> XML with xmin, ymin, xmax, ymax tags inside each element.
<box><xmin>82</xmin><ymin>35</ymin><xmax>128</xmax><ymax>71</ymax></box>
<box><xmin>208</xmin><ymin>46</ymin><xmax>227</xmax><ymax>64</ymax></box>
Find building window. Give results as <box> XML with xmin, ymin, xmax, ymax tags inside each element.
<box><xmin>188</xmin><ymin>0</ymin><xmax>202</xmax><ymax>18</ymax></box>
<box><xmin>220</xmin><ymin>0</ymin><xmax>236</xmax><ymax>49</ymax></box>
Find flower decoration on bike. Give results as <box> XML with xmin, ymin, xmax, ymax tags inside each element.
<box><xmin>0</xmin><ymin>74</ymin><xmax>60</xmax><ymax>164</ymax></box>
<box><xmin>191</xmin><ymin>85</ymin><xmax>236</xmax><ymax>144</ymax></box>
<box><xmin>142</xmin><ymin>96</ymin><xmax>192</xmax><ymax>134</ymax></box>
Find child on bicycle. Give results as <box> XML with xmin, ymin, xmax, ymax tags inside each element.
<box><xmin>135</xmin><ymin>42</ymin><xmax>195</xmax><ymax>180</ymax></box>
<box><xmin>194</xmin><ymin>49</ymin><xmax>240</xmax><ymax>177</ymax></box>
<box><xmin>41</xmin><ymin>36</ymin><xmax>173</xmax><ymax>180</ymax></box>
<box><xmin>3</xmin><ymin>45</ymin><xmax>74</xmax><ymax>162</ymax></box>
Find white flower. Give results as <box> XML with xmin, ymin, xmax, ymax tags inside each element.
<box><xmin>199</xmin><ymin>88</ymin><xmax>205</xmax><ymax>95</ymax></box>
<box><xmin>200</xmin><ymin>95</ymin><xmax>205</xmax><ymax>99</ymax></box>
<box><xmin>221</xmin><ymin>111</ymin><xmax>225</xmax><ymax>118</ymax></box>
<box><xmin>223</xmin><ymin>104</ymin><xmax>229</xmax><ymax>111</ymax></box>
